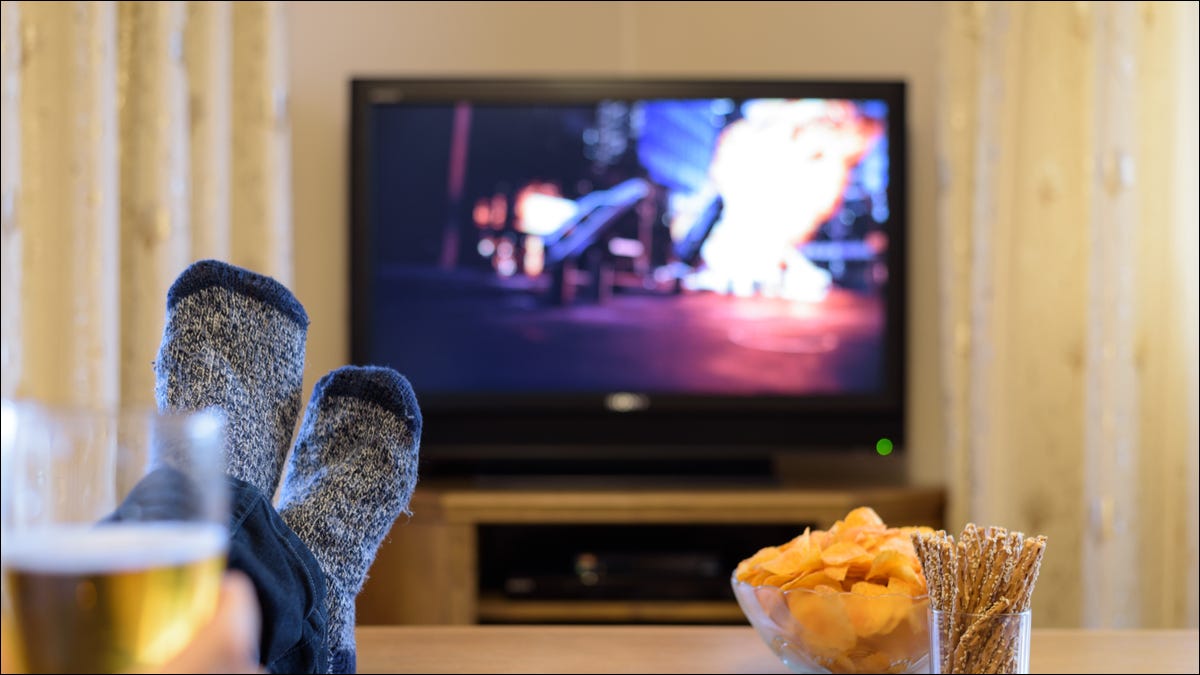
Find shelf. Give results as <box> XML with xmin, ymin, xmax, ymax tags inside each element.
<box><xmin>476</xmin><ymin>593</ymin><xmax>747</xmax><ymax>624</ymax></box>
<box><xmin>415</xmin><ymin>483</ymin><xmax>944</xmax><ymax>526</ymax></box>
<box><xmin>358</xmin><ymin>482</ymin><xmax>945</xmax><ymax>625</ymax></box>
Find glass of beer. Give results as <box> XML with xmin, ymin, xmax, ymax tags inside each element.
<box><xmin>1</xmin><ymin>399</ymin><xmax>229</xmax><ymax>674</ymax></box>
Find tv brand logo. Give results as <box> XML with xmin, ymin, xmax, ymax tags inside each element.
<box><xmin>605</xmin><ymin>392</ymin><xmax>649</xmax><ymax>412</ymax></box>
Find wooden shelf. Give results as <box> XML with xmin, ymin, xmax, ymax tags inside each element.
<box><xmin>476</xmin><ymin>593</ymin><xmax>746</xmax><ymax>624</ymax></box>
<box><xmin>358</xmin><ymin>482</ymin><xmax>944</xmax><ymax>625</ymax></box>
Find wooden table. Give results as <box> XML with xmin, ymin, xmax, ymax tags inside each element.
<box><xmin>357</xmin><ymin>625</ymin><xmax>1199</xmax><ymax>674</ymax></box>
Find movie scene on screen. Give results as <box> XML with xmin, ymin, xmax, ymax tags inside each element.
<box><xmin>365</xmin><ymin>97</ymin><xmax>892</xmax><ymax>398</ymax></box>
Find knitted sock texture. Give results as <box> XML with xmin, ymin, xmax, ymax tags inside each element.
<box><xmin>278</xmin><ymin>366</ymin><xmax>421</xmax><ymax>674</ymax></box>
<box><xmin>155</xmin><ymin>259</ymin><xmax>309</xmax><ymax>497</ymax></box>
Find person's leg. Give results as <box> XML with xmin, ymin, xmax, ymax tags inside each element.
<box><xmin>148</xmin><ymin>259</ymin><xmax>326</xmax><ymax>672</ymax></box>
<box><xmin>226</xmin><ymin>477</ymin><xmax>329</xmax><ymax>674</ymax></box>
<box><xmin>279</xmin><ymin>366</ymin><xmax>422</xmax><ymax>674</ymax></box>
<box><xmin>155</xmin><ymin>259</ymin><xmax>308</xmax><ymax>498</ymax></box>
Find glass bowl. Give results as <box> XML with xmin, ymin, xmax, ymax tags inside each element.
<box><xmin>732</xmin><ymin>574</ymin><xmax>930</xmax><ymax>674</ymax></box>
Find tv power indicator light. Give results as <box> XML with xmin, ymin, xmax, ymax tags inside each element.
<box><xmin>876</xmin><ymin>438</ymin><xmax>894</xmax><ymax>456</ymax></box>
<box><xmin>606</xmin><ymin>392</ymin><xmax>649</xmax><ymax>412</ymax></box>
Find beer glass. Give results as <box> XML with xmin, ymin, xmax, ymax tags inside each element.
<box><xmin>1</xmin><ymin>399</ymin><xmax>229</xmax><ymax>673</ymax></box>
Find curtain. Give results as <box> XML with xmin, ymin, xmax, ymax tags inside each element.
<box><xmin>0</xmin><ymin>1</ymin><xmax>291</xmax><ymax>408</ymax></box>
<box><xmin>939</xmin><ymin>1</ymin><xmax>1198</xmax><ymax>628</ymax></box>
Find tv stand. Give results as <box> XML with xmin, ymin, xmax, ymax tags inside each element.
<box><xmin>358</xmin><ymin>479</ymin><xmax>945</xmax><ymax>625</ymax></box>
<box><xmin>419</xmin><ymin>455</ymin><xmax>779</xmax><ymax>481</ymax></box>
<box><xmin>468</xmin><ymin>472</ymin><xmax>781</xmax><ymax>490</ymax></box>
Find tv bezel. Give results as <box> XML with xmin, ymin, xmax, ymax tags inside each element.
<box><xmin>349</xmin><ymin>77</ymin><xmax>908</xmax><ymax>473</ymax></box>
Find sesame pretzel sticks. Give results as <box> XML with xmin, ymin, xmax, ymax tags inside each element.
<box><xmin>911</xmin><ymin>526</ymin><xmax>1046</xmax><ymax>674</ymax></box>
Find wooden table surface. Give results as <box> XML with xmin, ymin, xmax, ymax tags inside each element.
<box><xmin>357</xmin><ymin>625</ymin><xmax>1199</xmax><ymax>674</ymax></box>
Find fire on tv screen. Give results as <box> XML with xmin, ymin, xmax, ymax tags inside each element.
<box><xmin>357</xmin><ymin>85</ymin><xmax>900</xmax><ymax>404</ymax></box>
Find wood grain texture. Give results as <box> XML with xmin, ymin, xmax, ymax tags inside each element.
<box><xmin>356</xmin><ymin>625</ymin><xmax>1200</xmax><ymax>674</ymax></box>
<box><xmin>358</xmin><ymin>484</ymin><xmax>944</xmax><ymax>625</ymax></box>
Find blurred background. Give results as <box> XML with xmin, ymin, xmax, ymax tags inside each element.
<box><xmin>0</xmin><ymin>0</ymin><xmax>1196</xmax><ymax>630</ymax></box>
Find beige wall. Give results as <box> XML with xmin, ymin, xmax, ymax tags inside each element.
<box><xmin>288</xmin><ymin>1</ymin><xmax>945</xmax><ymax>487</ymax></box>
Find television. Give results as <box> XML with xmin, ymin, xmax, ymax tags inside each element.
<box><xmin>349</xmin><ymin>78</ymin><xmax>907</xmax><ymax>478</ymax></box>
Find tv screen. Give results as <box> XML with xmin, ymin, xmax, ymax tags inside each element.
<box><xmin>350</xmin><ymin>79</ymin><xmax>906</xmax><ymax>474</ymax></box>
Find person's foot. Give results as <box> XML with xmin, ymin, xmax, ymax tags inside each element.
<box><xmin>155</xmin><ymin>259</ymin><xmax>309</xmax><ymax>497</ymax></box>
<box><xmin>278</xmin><ymin>366</ymin><xmax>421</xmax><ymax>673</ymax></box>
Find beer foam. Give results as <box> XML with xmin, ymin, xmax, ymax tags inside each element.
<box><xmin>1</xmin><ymin>522</ymin><xmax>227</xmax><ymax>574</ymax></box>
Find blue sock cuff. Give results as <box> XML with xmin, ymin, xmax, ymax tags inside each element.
<box><xmin>167</xmin><ymin>259</ymin><xmax>309</xmax><ymax>328</ymax></box>
<box><xmin>312</xmin><ymin>366</ymin><xmax>422</xmax><ymax>439</ymax></box>
<box><xmin>329</xmin><ymin>647</ymin><xmax>355</xmax><ymax>674</ymax></box>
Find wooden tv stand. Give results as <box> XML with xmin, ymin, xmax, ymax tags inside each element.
<box><xmin>357</xmin><ymin>480</ymin><xmax>945</xmax><ymax>625</ymax></box>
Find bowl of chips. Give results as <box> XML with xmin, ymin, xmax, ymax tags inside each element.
<box><xmin>732</xmin><ymin>507</ymin><xmax>932</xmax><ymax>674</ymax></box>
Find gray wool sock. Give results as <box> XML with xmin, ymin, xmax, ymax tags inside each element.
<box><xmin>155</xmin><ymin>259</ymin><xmax>309</xmax><ymax>497</ymax></box>
<box><xmin>278</xmin><ymin>366</ymin><xmax>421</xmax><ymax>674</ymax></box>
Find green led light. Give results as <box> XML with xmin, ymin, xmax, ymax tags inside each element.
<box><xmin>876</xmin><ymin>438</ymin><xmax>894</xmax><ymax>456</ymax></box>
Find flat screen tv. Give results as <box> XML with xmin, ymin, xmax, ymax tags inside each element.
<box><xmin>350</xmin><ymin>78</ymin><xmax>907</xmax><ymax>477</ymax></box>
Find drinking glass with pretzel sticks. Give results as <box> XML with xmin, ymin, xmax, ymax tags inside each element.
<box><xmin>912</xmin><ymin>524</ymin><xmax>1046</xmax><ymax>675</ymax></box>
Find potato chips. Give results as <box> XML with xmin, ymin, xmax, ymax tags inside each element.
<box><xmin>733</xmin><ymin>507</ymin><xmax>932</xmax><ymax>674</ymax></box>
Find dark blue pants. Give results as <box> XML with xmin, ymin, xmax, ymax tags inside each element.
<box><xmin>112</xmin><ymin>470</ymin><xmax>330</xmax><ymax>674</ymax></box>
<box><xmin>226</xmin><ymin>477</ymin><xmax>330</xmax><ymax>674</ymax></box>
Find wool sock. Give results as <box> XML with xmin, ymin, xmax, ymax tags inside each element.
<box><xmin>278</xmin><ymin>366</ymin><xmax>421</xmax><ymax>674</ymax></box>
<box><xmin>155</xmin><ymin>259</ymin><xmax>309</xmax><ymax>498</ymax></box>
